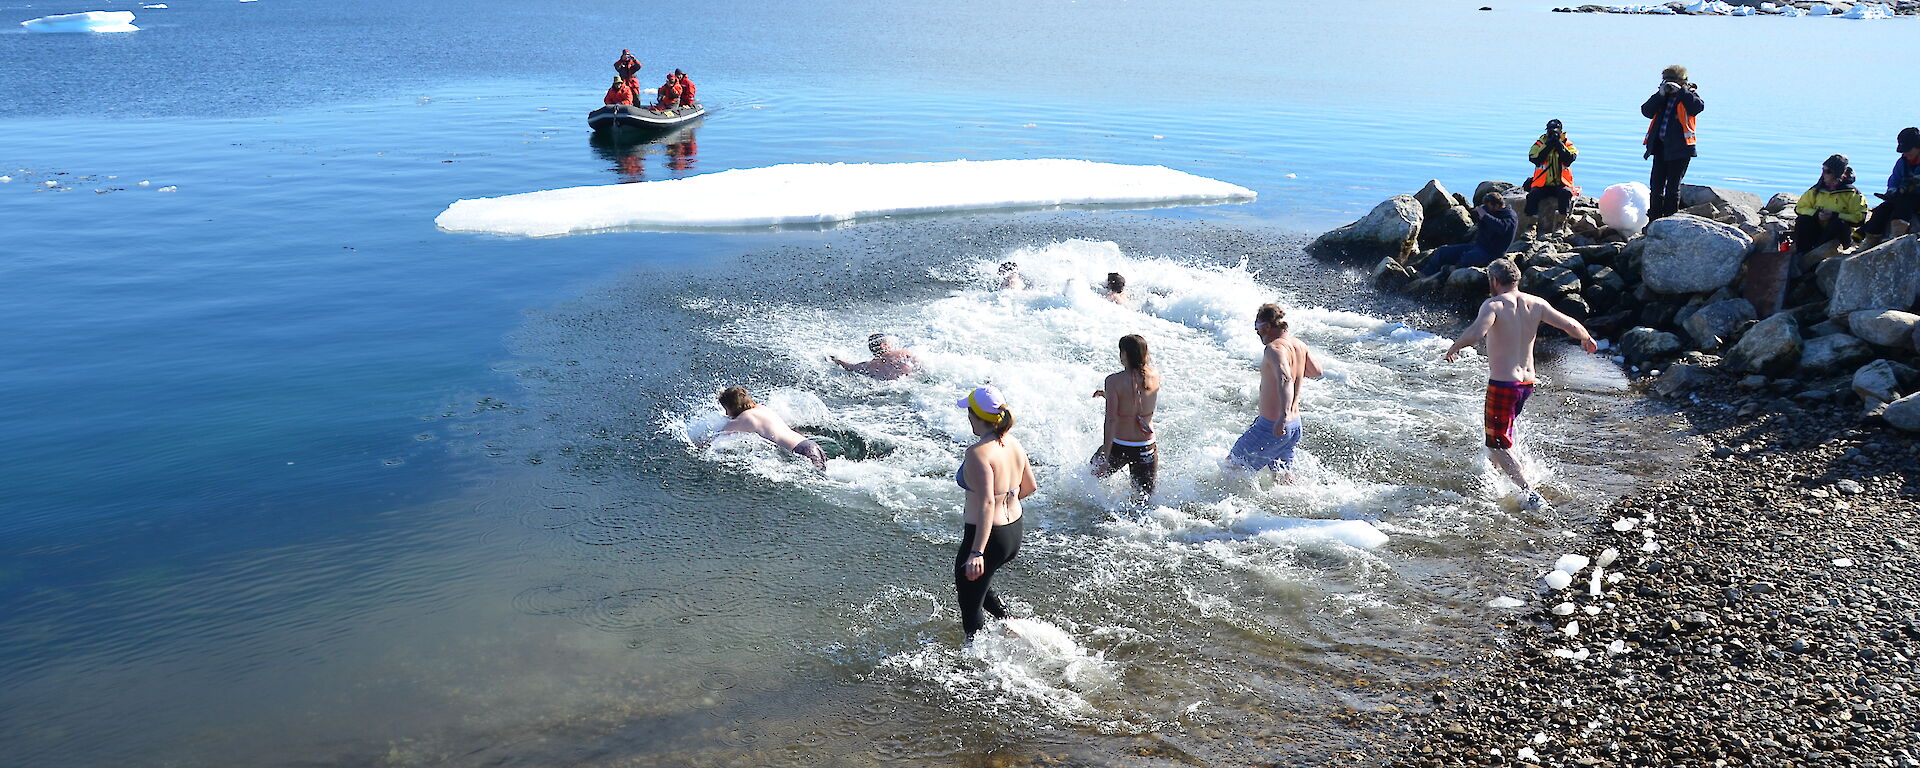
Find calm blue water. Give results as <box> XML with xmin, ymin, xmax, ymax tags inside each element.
<box><xmin>2</xmin><ymin>0</ymin><xmax>1913</xmax><ymax>764</ymax></box>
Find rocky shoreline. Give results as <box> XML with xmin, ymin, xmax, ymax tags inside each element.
<box><xmin>1311</xmin><ymin>183</ymin><xmax>1920</xmax><ymax>765</ymax></box>
<box><xmin>1551</xmin><ymin>0</ymin><xmax>1915</xmax><ymax>18</ymax></box>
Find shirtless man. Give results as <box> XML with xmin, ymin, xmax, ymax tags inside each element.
<box><xmin>1444</xmin><ymin>257</ymin><xmax>1598</xmax><ymax>506</ymax></box>
<box><xmin>831</xmin><ymin>333</ymin><xmax>919</xmax><ymax>381</ymax></box>
<box><xmin>1104</xmin><ymin>272</ymin><xmax>1129</xmax><ymax>305</ymax></box>
<box><xmin>1228</xmin><ymin>303</ymin><xmax>1323</xmax><ymax>479</ymax></box>
<box><xmin>997</xmin><ymin>261</ymin><xmax>1025</xmax><ymax>291</ymax></box>
<box><xmin>711</xmin><ymin>386</ymin><xmax>827</xmax><ymax>470</ymax></box>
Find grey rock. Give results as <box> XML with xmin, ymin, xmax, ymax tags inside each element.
<box><xmin>1472</xmin><ymin>180</ymin><xmax>1515</xmax><ymax>207</ymax></box>
<box><xmin>1828</xmin><ymin>235</ymin><xmax>1920</xmax><ymax>317</ymax></box>
<box><xmin>1446</xmin><ymin>266</ymin><xmax>1489</xmax><ymax>297</ymax></box>
<box><xmin>1524</xmin><ymin>265</ymin><xmax>1581</xmax><ymax>296</ymax></box>
<box><xmin>1816</xmin><ymin>248</ymin><xmax>1849</xmax><ymax>299</ymax></box>
<box><xmin>1738</xmin><ymin>374</ymin><xmax>1769</xmax><ymax>390</ymax></box>
<box><xmin>1416</xmin><ymin>180</ymin><xmax>1475</xmax><ymax>248</ymax></box>
<box><xmin>1680</xmin><ymin>184</ymin><xmax>1766</xmax><ymax>213</ymax></box>
<box><xmin>1311</xmin><ymin>195</ymin><xmax>1423</xmax><ymax>261</ymax></box>
<box><xmin>1723</xmin><ymin>313</ymin><xmax>1802</xmax><ymax>375</ymax></box>
<box><xmin>1854</xmin><ymin>359</ymin><xmax>1906</xmax><ymax>405</ymax></box>
<box><xmin>1885</xmin><ymin>393</ymin><xmax>1920</xmax><ymax>432</ymax></box>
<box><xmin>1847</xmin><ymin>309</ymin><xmax>1920</xmax><ymax>349</ymax></box>
<box><xmin>1640</xmin><ymin>214</ymin><xmax>1754</xmax><ymax>294</ymax></box>
<box><xmin>1620</xmin><ymin>326</ymin><xmax>1683</xmax><ymax>364</ymax></box>
<box><xmin>1370</xmin><ymin>255</ymin><xmax>1415</xmax><ymax>290</ymax></box>
<box><xmin>1807</xmin><ymin>318</ymin><xmax>1849</xmax><ymax>338</ymax></box>
<box><xmin>1763</xmin><ymin>193</ymin><xmax>1798</xmax><ymax>214</ymax></box>
<box><xmin>1683</xmin><ymin>298</ymin><xmax>1757</xmax><ymax>350</ymax></box>
<box><xmin>1799</xmin><ymin>333</ymin><xmax>1875</xmax><ymax>375</ymax></box>
<box><xmin>1654</xmin><ymin>363</ymin><xmax>1714</xmax><ymax>397</ymax></box>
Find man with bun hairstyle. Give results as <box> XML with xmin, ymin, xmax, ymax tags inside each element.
<box><xmin>1642</xmin><ymin>64</ymin><xmax>1705</xmax><ymax>220</ymax></box>
<box><xmin>1444</xmin><ymin>258</ymin><xmax>1598</xmax><ymax>509</ymax></box>
<box><xmin>1228</xmin><ymin>303</ymin><xmax>1323</xmax><ymax>480</ymax></box>
<box><xmin>711</xmin><ymin>386</ymin><xmax>827</xmax><ymax>470</ymax></box>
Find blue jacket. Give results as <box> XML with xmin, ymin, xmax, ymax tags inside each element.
<box><xmin>1889</xmin><ymin>158</ymin><xmax>1920</xmax><ymax>196</ymax></box>
<box><xmin>1474</xmin><ymin>206</ymin><xmax>1518</xmax><ymax>254</ymax></box>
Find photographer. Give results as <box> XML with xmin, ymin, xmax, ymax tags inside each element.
<box><xmin>1642</xmin><ymin>65</ymin><xmax>1705</xmax><ymax>220</ymax></box>
<box><xmin>1524</xmin><ymin>119</ymin><xmax>1578</xmax><ymax>240</ymax></box>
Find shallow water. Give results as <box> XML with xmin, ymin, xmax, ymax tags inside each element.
<box><xmin>0</xmin><ymin>0</ymin><xmax>1904</xmax><ymax>764</ymax></box>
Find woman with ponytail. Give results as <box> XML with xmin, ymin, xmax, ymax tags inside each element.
<box><xmin>1090</xmin><ymin>334</ymin><xmax>1160</xmax><ymax>499</ymax></box>
<box><xmin>952</xmin><ymin>385</ymin><xmax>1035</xmax><ymax>638</ymax></box>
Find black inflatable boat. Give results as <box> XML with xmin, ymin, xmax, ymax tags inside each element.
<box><xmin>587</xmin><ymin>103</ymin><xmax>706</xmax><ymax>133</ymax></box>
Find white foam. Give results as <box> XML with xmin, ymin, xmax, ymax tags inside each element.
<box><xmin>435</xmin><ymin>159</ymin><xmax>1256</xmax><ymax>237</ymax></box>
<box><xmin>20</xmin><ymin>10</ymin><xmax>138</xmax><ymax>33</ymax></box>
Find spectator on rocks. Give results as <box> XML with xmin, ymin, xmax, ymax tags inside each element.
<box><xmin>1419</xmin><ymin>192</ymin><xmax>1517</xmax><ymax>276</ymax></box>
<box><xmin>1524</xmin><ymin>119</ymin><xmax>1579</xmax><ymax>239</ymax></box>
<box><xmin>1642</xmin><ymin>65</ymin><xmax>1705</xmax><ymax>220</ymax></box>
<box><xmin>1860</xmin><ymin>126</ymin><xmax>1920</xmax><ymax>249</ymax></box>
<box><xmin>1793</xmin><ymin>154</ymin><xmax>1868</xmax><ymax>256</ymax></box>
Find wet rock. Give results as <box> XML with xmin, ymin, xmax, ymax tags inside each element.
<box><xmin>1654</xmin><ymin>363</ymin><xmax>1714</xmax><ymax>397</ymax></box>
<box><xmin>1847</xmin><ymin>309</ymin><xmax>1920</xmax><ymax>349</ymax></box>
<box><xmin>1553</xmin><ymin>292</ymin><xmax>1591</xmax><ymax>320</ymax></box>
<box><xmin>1446</xmin><ymin>266</ymin><xmax>1489</xmax><ymax>297</ymax></box>
<box><xmin>1854</xmin><ymin>359</ymin><xmax>1916</xmax><ymax>405</ymax></box>
<box><xmin>1884</xmin><ymin>393</ymin><xmax>1920</xmax><ymax>432</ymax></box>
<box><xmin>1312</xmin><ymin>195</ymin><xmax>1423</xmax><ymax>261</ymax></box>
<box><xmin>1807</xmin><ymin>318</ymin><xmax>1849</xmax><ymax>338</ymax></box>
<box><xmin>1799</xmin><ymin>333</ymin><xmax>1874</xmax><ymax>376</ymax></box>
<box><xmin>1524</xmin><ymin>265</ymin><xmax>1581</xmax><ymax>296</ymax></box>
<box><xmin>1683</xmin><ymin>298</ymin><xmax>1757</xmax><ymax>351</ymax></box>
<box><xmin>1621</xmin><ymin>326</ymin><xmax>1684</xmax><ymax>364</ymax></box>
<box><xmin>1723</xmin><ymin>313</ymin><xmax>1801</xmax><ymax>375</ymax></box>
<box><xmin>1371</xmin><ymin>255</ymin><xmax>1416</xmax><ymax>291</ymax></box>
<box><xmin>1641</xmin><ymin>214</ymin><xmax>1754</xmax><ymax>294</ymax></box>
<box><xmin>1827</xmin><ymin>235</ymin><xmax>1920</xmax><ymax>317</ymax></box>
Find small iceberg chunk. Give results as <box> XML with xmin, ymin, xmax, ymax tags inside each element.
<box><xmin>1841</xmin><ymin>2</ymin><xmax>1892</xmax><ymax>18</ymax></box>
<box><xmin>1612</xmin><ymin>518</ymin><xmax>1639</xmax><ymax>532</ymax></box>
<box><xmin>1807</xmin><ymin>2</ymin><xmax>1834</xmax><ymax>14</ymax></box>
<box><xmin>142</xmin><ymin>3</ymin><xmax>168</xmax><ymax>7</ymax></box>
<box><xmin>1554</xmin><ymin>554</ymin><xmax>1591</xmax><ymax>573</ymax></box>
<box><xmin>435</xmin><ymin>159</ymin><xmax>1257</xmax><ymax>237</ymax></box>
<box><xmin>1552</xmin><ymin>601</ymin><xmax>1576</xmax><ymax>616</ymax></box>
<box><xmin>1544</xmin><ymin>570</ymin><xmax>1574</xmax><ymax>590</ymax></box>
<box><xmin>1596</xmin><ymin>547</ymin><xmax>1619</xmax><ymax>567</ymax></box>
<box><xmin>1488</xmin><ymin>596</ymin><xmax>1526</xmax><ymax>609</ymax></box>
<box><xmin>21</xmin><ymin>10</ymin><xmax>138</xmax><ymax>33</ymax></box>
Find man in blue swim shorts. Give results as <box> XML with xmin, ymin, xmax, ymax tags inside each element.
<box><xmin>1228</xmin><ymin>303</ymin><xmax>1323</xmax><ymax>478</ymax></box>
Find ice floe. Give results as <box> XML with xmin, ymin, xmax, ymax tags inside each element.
<box><xmin>1544</xmin><ymin>570</ymin><xmax>1574</xmax><ymax>590</ymax></box>
<box><xmin>1554</xmin><ymin>553</ymin><xmax>1591</xmax><ymax>573</ymax></box>
<box><xmin>1841</xmin><ymin>2</ymin><xmax>1893</xmax><ymax>17</ymax></box>
<box><xmin>20</xmin><ymin>10</ymin><xmax>138</xmax><ymax>33</ymax></box>
<box><xmin>142</xmin><ymin>3</ymin><xmax>167</xmax><ymax>7</ymax></box>
<box><xmin>435</xmin><ymin>159</ymin><xmax>1257</xmax><ymax>237</ymax></box>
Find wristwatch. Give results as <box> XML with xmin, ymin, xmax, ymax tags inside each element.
<box><xmin>968</xmin><ymin>550</ymin><xmax>984</xmax><ymax>558</ymax></box>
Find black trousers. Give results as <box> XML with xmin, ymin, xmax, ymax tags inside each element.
<box><xmin>955</xmin><ymin>517</ymin><xmax>1023</xmax><ymax>636</ymax></box>
<box><xmin>1524</xmin><ymin>186</ymin><xmax>1572</xmax><ymax>216</ymax></box>
<box><xmin>1649</xmin><ymin>152</ymin><xmax>1692</xmax><ymax>218</ymax></box>
<box><xmin>1793</xmin><ymin>214</ymin><xmax>1855</xmax><ymax>255</ymax></box>
<box><xmin>1091</xmin><ymin>442</ymin><xmax>1157</xmax><ymax>497</ymax></box>
<box><xmin>1863</xmin><ymin>193</ymin><xmax>1920</xmax><ymax>235</ymax></box>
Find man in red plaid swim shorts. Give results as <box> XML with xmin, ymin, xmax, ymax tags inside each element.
<box><xmin>1444</xmin><ymin>258</ymin><xmax>1598</xmax><ymax>509</ymax></box>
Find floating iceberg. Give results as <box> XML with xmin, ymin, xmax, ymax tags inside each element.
<box><xmin>20</xmin><ymin>10</ymin><xmax>138</xmax><ymax>33</ymax></box>
<box><xmin>143</xmin><ymin>3</ymin><xmax>167</xmax><ymax>8</ymax></box>
<box><xmin>1807</xmin><ymin>2</ymin><xmax>1833</xmax><ymax>14</ymax></box>
<box><xmin>436</xmin><ymin>159</ymin><xmax>1258</xmax><ymax>237</ymax></box>
<box><xmin>1841</xmin><ymin>2</ymin><xmax>1892</xmax><ymax>18</ymax></box>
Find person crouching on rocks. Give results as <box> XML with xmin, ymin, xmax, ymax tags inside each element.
<box><xmin>1524</xmin><ymin>119</ymin><xmax>1578</xmax><ymax>240</ymax></box>
<box><xmin>1643</xmin><ymin>65</ymin><xmax>1705</xmax><ymax>220</ymax></box>
<box><xmin>1860</xmin><ymin>127</ymin><xmax>1920</xmax><ymax>250</ymax></box>
<box><xmin>1419</xmin><ymin>192</ymin><xmax>1517</xmax><ymax>277</ymax></box>
<box><xmin>603</xmin><ymin>76</ymin><xmax>635</xmax><ymax>106</ymax></box>
<box><xmin>1793</xmin><ymin>154</ymin><xmax>1868</xmax><ymax>257</ymax></box>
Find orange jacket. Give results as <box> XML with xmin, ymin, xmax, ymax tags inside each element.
<box><xmin>655</xmin><ymin>81</ymin><xmax>681</xmax><ymax>109</ymax></box>
<box><xmin>677</xmin><ymin>77</ymin><xmax>696</xmax><ymax>106</ymax></box>
<box><xmin>614</xmin><ymin>54</ymin><xmax>641</xmax><ymax>78</ymax></box>
<box><xmin>604</xmin><ymin>84</ymin><xmax>633</xmax><ymax>106</ymax></box>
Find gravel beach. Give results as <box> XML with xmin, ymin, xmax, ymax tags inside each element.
<box><xmin>1371</xmin><ymin>383</ymin><xmax>1920</xmax><ymax>767</ymax></box>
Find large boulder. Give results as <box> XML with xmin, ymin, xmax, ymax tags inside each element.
<box><xmin>1885</xmin><ymin>392</ymin><xmax>1920</xmax><ymax>433</ymax></box>
<box><xmin>1524</xmin><ymin>265</ymin><xmax>1581</xmax><ymax>296</ymax></box>
<box><xmin>1853</xmin><ymin>359</ymin><xmax>1918</xmax><ymax>405</ymax></box>
<box><xmin>1620</xmin><ymin>326</ymin><xmax>1683</xmax><ymax>364</ymax></box>
<box><xmin>1413</xmin><ymin>180</ymin><xmax>1475</xmax><ymax>249</ymax></box>
<box><xmin>1312</xmin><ymin>196</ymin><xmax>1423</xmax><ymax>261</ymax></box>
<box><xmin>1371</xmin><ymin>256</ymin><xmax>1416</xmax><ymax>291</ymax></box>
<box><xmin>1653</xmin><ymin>363</ymin><xmax>1714</xmax><ymax>397</ymax></box>
<box><xmin>1680</xmin><ymin>184</ymin><xmax>1766</xmax><ymax>213</ymax></box>
<box><xmin>1827</xmin><ymin>235</ymin><xmax>1920</xmax><ymax>317</ymax></box>
<box><xmin>1847</xmin><ymin>309</ymin><xmax>1920</xmax><ymax>349</ymax></box>
<box><xmin>1682</xmin><ymin>298</ymin><xmax>1757</xmax><ymax>350</ymax></box>
<box><xmin>1722</xmin><ymin>313</ymin><xmax>1801</xmax><ymax>375</ymax></box>
<box><xmin>1762</xmin><ymin>193</ymin><xmax>1797</xmax><ymax>214</ymax></box>
<box><xmin>1445</xmin><ymin>266</ymin><xmax>1489</xmax><ymax>298</ymax></box>
<box><xmin>1473</xmin><ymin>181</ymin><xmax>1515</xmax><ymax>207</ymax></box>
<box><xmin>1797</xmin><ymin>333</ymin><xmax>1874</xmax><ymax>376</ymax></box>
<box><xmin>1639</xmin><ymin>214</ymin><xmax>1754</xmax><ymax>294</ymax></box>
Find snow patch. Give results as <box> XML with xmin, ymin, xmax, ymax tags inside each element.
<box><xmin>21</xmin><ymin>10</ymin><xmax>137</xmax><ymax>33</ymax></box>
<box><xmin>435</xmin><ymin>159</ymin><xmax>1256</xmax><ymax>237</ymax></box>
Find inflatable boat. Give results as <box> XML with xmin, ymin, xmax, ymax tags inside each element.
<box><xmin>587</xmin><ymin>104</ymin><xmax>706</xmax><ymax>134</ymax></box>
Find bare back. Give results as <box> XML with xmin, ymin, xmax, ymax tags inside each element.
<box><xmin>963</xmin><ymin>436</ymin><xmax>1034</xmax><ymax>527</ymax></box>
<box><xmin>1259</xmin><ymin>334</ymin><xmax>1319</xmax><ymax>423</ymax></box>
<box><xmin>1480</xmin><ymin>291</ymin><xmax>1557</xmax><ymax>382</ymax></box>
<box><xmin>722</xmin><ymin>406</ymin><xmax>809</xmax><ymax>452</ymax></box>
<box><xmin>1103</xmin><ymin>369</ymin><xmax>1159</xmax><ymax>443</ymax></box>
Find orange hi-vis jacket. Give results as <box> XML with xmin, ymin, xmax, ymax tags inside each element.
<box><xmin>1528</xmin><ymin>134</ymin><xmax>1578</xmax><ymax>189</ymax></box>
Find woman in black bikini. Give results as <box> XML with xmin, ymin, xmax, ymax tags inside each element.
<box><xmin>953</xmin><ymin>385</ymin><xmax>1036</xmax><ymax>638</ymax></box>
<box><xmin>1090</xmin><ymin>334</ymin><xmax>1160</xmax><ymax>500</ymax></box>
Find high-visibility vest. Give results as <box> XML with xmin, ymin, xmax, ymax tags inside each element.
<box><xmin>1645</xmin><ymin>99</ymin><xmax>1697</xmax><ymax>147</ymax></box>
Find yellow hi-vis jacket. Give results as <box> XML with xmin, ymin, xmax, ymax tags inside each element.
<box><xmin>1528</xmin><ymin>134</ymin><xmax>1578</xmax><ymax>188</ymax></box>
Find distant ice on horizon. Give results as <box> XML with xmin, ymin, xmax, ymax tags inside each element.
<box><xmin>20</xmin><ymin>10</ymin><xmax>138</xmax><ymax>33</ymax></box>
<box><xmin>435</xmin><ymin>158</ymin><xmax>1258</xmax><ymax>237</ymax></box>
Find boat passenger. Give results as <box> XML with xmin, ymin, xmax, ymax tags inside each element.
<box><xmin>655</xmin><ymin>75</ymin><xmax>683</xmax><ymax>110</ymax></box>
<box><xmin>615</xmin><ymin>49</ymin><xmax>642</xmax><ymax>78</ymax></box>
<box><xmin>1793</xmin><ymin>154</ymin><xmax>1868</xmax><ymax>256</ymax></box>
<box><xmin>1860</xmin><ymin>127</ymin><xmax>1920</xmax><ymax>249</ymax></box>
<box><xmin>1524</xmin><ymin>119</ymin><xmax>1577</xmax><ymax>239</ymax></box>
<box><xmin>603</xmin><ymin>77</ymin><xmax>634</xmax><ymax>106</ymax></box>
<box><xmin>675</xmin><ymin>69</ymin><xmax>696</xmax><ymax>107</ymax></box>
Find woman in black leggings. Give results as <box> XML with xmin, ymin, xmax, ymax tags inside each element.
<box><xmin>953</xmin><ymin>385</ymin><xmax>1036</xmax><ymax>637</ymax></box>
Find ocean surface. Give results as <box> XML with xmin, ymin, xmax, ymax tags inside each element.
<box><xmin>2</xmin><ymin>0</ymin><xmax>1911</xmax><ymax>764</ymax></box>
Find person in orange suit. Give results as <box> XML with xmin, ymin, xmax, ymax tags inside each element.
<box><xmin>603</xmin><ymin>76</ymin><xmax>634</xmax><ymax>106</ymax></box>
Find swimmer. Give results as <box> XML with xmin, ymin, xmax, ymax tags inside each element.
<box><xmin>954</xmin><ymin>385</ymin><xmax>1035</xmax><ymax>638</ymax></box>
<box><xmin>709</xmin><ymin>386</ymin><xmax>827</xmax><ymax>470</ymax></box>
<box><xmin>1090</xmin><ymin>334</ymin><xmax>1160</xmax><ymax>500</ymax></box>
<box><xmin>1443</xmin><ymin>257</ymin><xmax>1598</xmax><ymax>508</ymax></box>
<box><xmin>831</xmin><ymin>333</ymin><xmax>920</xmax><ymax>381</ymax></box>
<box><xmin>1104</xmin><ymin>272</ymin><xmax>1128</xmax><ymax>305</ymax></box>
<box><xmin>1227</xmin><ymin>304</ymin><xmax>1323</xmax><ymax>481</ymax></box>
<box><xmin>997</xmin><ymin>261</ymin><xmax>1025</xmax><ymax>290</ymax></box>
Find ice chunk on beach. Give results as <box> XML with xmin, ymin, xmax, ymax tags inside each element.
<box><xmin>1596</xmin><ymin>547</ymin><xmax>1619</xmax><ymax>567</ymax></box>
<box><xmin>1544</xmin><ymin>570</ymin><xmax>1573</xmax><ymax>590</ymax></box>
<box><xmin>1552</xmin><ymin>601</ymin><xmax>1576</xmax><ymax>616</ymax></box>
<box><xmin>1599</xmin><ymin>183</ymin><xmax>1650</xmax><ymax>234</ymax></box>
<box><xmin>1488</xmin><ymin>596</ymin><xmax>1526</xmax><ymax>609</ymax></box>
<box><xmin>1554</xmin><ymin>554</ymin><xmax>1591</xmax><ymax>573</ymax></box>
<box><xmin>1589</xmin><ymin>567</ymin><xmax>1605</xmax><ymax>596</ymax></box>
<box><xmin>1563</xmin><ymin>620</ymin><xmax>1581</xmax><ymax>637</ymax></box>
<box><xmin>1841</xmin><ymin>3</ymin><xmax>1892</xmax><ymax>18</ymax></box>
<box><xmin>1612</xmin><ymin>518</ymin><xmax>1639</xmax><ymax>532</ymax></box>
<box><xmin>20</xmin><ymin>11</ymin><xmax>138</xmax><ymax>33</ymax></box>
<box><xmin>435</xmin><ymin>159</ymin><xmax>1257</xmax><ymax>237</ymax></box>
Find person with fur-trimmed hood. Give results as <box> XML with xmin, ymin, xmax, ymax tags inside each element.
<box><xmin>1794</xmin><ymin>154</ymin><xmax>1869</xmax><ymax>256</ymax></box>
<box><xmin>1524</xmin><ymin>119</ymin><xmax>1578</xmax><ymax>239</ymax></box>
<box><xmin>1642</xmin><ymin>65</ymin><xmax>1705</xmax><ymax>220</ymax></box>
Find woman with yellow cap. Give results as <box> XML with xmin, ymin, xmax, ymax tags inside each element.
<box><xmin>952</xmin><ymin>385</ymin><xmax>1035</xmax><ymax>638</ymax></box>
